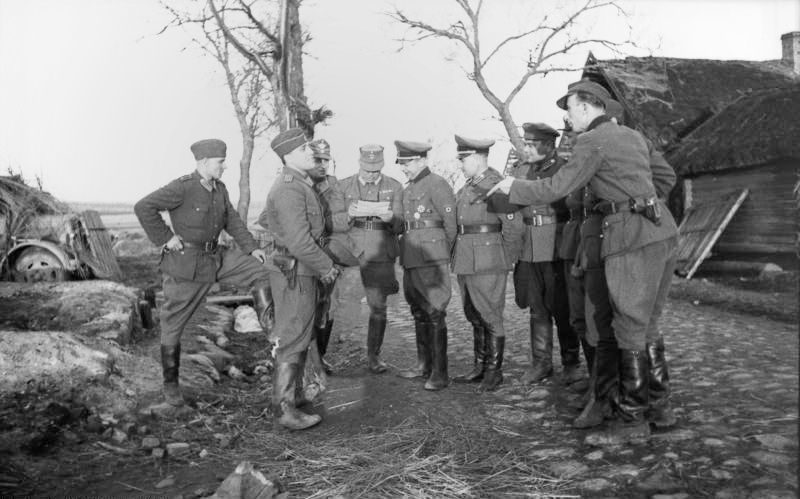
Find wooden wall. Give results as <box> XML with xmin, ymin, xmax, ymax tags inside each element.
<box><xmin>685</xmin><ymin>159</ymin><xmax>798</xmax><ymax>255</ymax></box>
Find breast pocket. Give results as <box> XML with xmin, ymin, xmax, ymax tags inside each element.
<box><xmin>188</xmin><ymin>203</ymin><xmax>209</xmax><ymax>226</ymax></box>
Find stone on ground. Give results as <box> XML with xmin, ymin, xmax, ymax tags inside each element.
<box><xmin>211</xmin><ymin>461</ymin><xmax>284</xmax><ymax>499</ymax></box>
<box><xmin>234</xmin><ymin>305</ymin><xmax>262</xmax><ymax>334</ymax></box>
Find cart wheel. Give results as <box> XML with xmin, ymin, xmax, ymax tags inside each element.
<box><xmin>11</xmin><ymin>247</ymin><xmax>68</xmax><ymax>282</ymax></box>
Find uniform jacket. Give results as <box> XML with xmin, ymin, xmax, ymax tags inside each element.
<box><xmin>452</xmin><ymin>168</ymin><xmax>523</xmax><ymax>275</ymax></box>
<box><xmin>400</xmin><ymin>168</ymin><xmax>457</xmax><ymax>269</ymax></box>
<box><xmin>260</xmin><ymin>166</ymin><xmax>333</xmax><ymax>276</ymax></box>
<box><xmin>315</xmin><ymin>175</ymin><xmax>350</xmax><ymax>233</ymax></box>
<box><xmin>509</xmin><ymin>116</ymin><xmax>678</xmax><ymax>259</ymax></box>
<box><xmin>559</xmin><ymin>187</ymin><xmax>583</xmax><ymax>261</ymax></box>
<box><xmin>512</xmin><ymin>152</ymin><xmax>569</xmax><ymax>262</ymax></box>
<box><xmin>337</xmin><ymin>174</ymin><xmax>404</xmax><ymax>263</ymax></box>
<box><xmin>134</xmin><ymin>170</ymin><xmax>257</xmax><ymax>282</ymax></box>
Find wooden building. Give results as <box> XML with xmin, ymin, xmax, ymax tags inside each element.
<box><xmin>667</xmin><ymin>85</ymin><xmax>800</xmax><ymax>262</ymax></box>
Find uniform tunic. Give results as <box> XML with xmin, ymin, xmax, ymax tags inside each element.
<box><xmin>400</xmin><ymin>168</ymin><xmax>457</xmax><ymax>322</ymax></box>
<box><xmin>134</xmin><ymin>171</ymin><xmax>270</xmax><ymax>346</ymax></box>
<box><xmin>508</xmin><ymin>116</ymin><xmax>678</xmax><ymax>350</ymax></box>
<box><xmin>337</xmin><ymin>174</ymin><xmax>404</xmax><ymax>317</ymax></box>
<box><xmin>260</xmin><ymin>166</ymin><xmax>334</xmax><ymax>363</ymax></box>
<box><xmin>453</xmin><ymin>168</ymin><xmax>523</xmax><ymax>337</ymax></box>
<box><xmin>560</xmin><ymin>187</ymin><xmax>588</xmax><ymax>344</ymax></box>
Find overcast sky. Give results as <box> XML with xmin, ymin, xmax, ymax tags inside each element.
<box><xmin>0</xmin><ymin>0</ymin><xmax>797</xmax><ymax>205</ymax></box>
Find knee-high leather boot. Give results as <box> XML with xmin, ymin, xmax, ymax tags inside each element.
<box><xmin>161</xmin><ymin>344</ymin><xmax>184</xmax><ymax>406</ymax></box>
<box><xmin>273</xmin><ymin>362</ymin><xmax>321</xmax><ymax>431</ymax></box>
<box><xmin>645</xmin><ymin>336</ymin><xmax>675</xmax><ymax>428</ymax></box>
<box><xmin>295</xmin><ymin>349</ymin><xmax>312</xmax><ymax>410</ymax></box>
<box><xmin>454</xmin><ymin>325</ymin><xmax>486</xmax><ymax>383</ymax></box>
<box><xmin>604</xmin><ymin>349</ymin><xmax>650</xmax><ymax>440</ymax></box>
<box><xmin>251</xmin><ymin>285</ymin><xmax>274</xmax><ymax>335</ymax></box>
<box><xmin>367</xmin><ymin>314</ymin><xmax>388</xmax><ymax>374</ymax></box>
<box><xmin>573</xmin><ymin>342</ymin><xmax>615</xmax><ymax>428</ymax></box>
<box><xmin>521</xmin><ymin>318</ymin><xmax>553</xmax><ymax>384</ymax></box>
<box><xmin>568</xmin><ymin>345</ymin><xmax>596</xmax><ymax>410</ymax></box>
<box><xmin>315</xmin><ymin>319</ymin><xmax>334</xmax><ymax>375</ymax></box>
<box><xmin>399</xmin><ymin>320</ymin><xmax>432</xmax><ymax>379</ymax></box>
<box><xmin>479</xmin><ymin>331</ymin><xmax>504</xmax><ymax>392</ymax></box>
<box><xmin>424</xmin><ymin>319</ymin><xmax>449</xmax><ymax>391</ymax></box>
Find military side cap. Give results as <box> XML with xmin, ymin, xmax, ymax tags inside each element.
<box><xmin>606</xmin><ymin>99</ymin><xmax>625</xmax><ymax>125</ymax></box>
<box><xmin>190</xmin><ymin>138</ymin><xmax>227</xmax><ymax>160</ymax></box>
<box><xmin>270</xmin><ymin>128</ymin><xmax>307</xmax><ymax>158</ymax></box>
<box><xmin>522</xmin><ymin>123</ymin><xmax>560</xmax><ymax>142</ymax></box>
<box><xmin>309</xmin><ymin>138</ymin><xmax>331</xmax><ymax>159</ymax></box>
<box><xmin>359</xmin><ymin>144</ymin><xmax>385</xmax><ymax>171</ymax></box>
<box><xmin>556</xmin><ymin>79</ymin><xmax>611</xmax><ymax>110</ymax></box>
<box><xmin>394</xmin><ymin>140</ymin><xmax>432</xmax><ymax>163</ymax></box>
<box><xmin>455</xmin><ymin>134</ymin><xmax>495</xmax><ymax>157</ymax></box>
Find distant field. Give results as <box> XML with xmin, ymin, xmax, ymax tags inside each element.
<box><xmin>95</xmin><ymin>208</ymin><xmax>264</xmax><ymax>233</ymax></box>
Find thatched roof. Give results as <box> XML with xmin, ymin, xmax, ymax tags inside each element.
<box><xmin>582</xmin><ymin>53</ymin><xmax>799</xmax><ymax>151</ymax></box>
<box><xmin>0</xmin><ymin>176</ymin><xmax>69</xmax><ymax>216</ymax></box>
<box><xmin>666</xmin><ymin>84</ymin><xmax>800</xmax><ymax>176</ymax></box>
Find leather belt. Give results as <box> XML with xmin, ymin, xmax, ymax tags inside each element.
<box><xmin>353</xmin><ymin>219</ymin><xmax>389</xmax><ymax>230</ymax></box>
<box><xmin>523</xmin><ymin>215</ymin><xmax>558</xmax><ymax>227</ymax></box>
<box><xmin>593</xmin><ymin>197</ymin><xmax>654</xmax><ymax>216</ymax></box>
<box><xmin>404</xmin><ymin>220</ymin><xmax>444</xmax><ymax>231</ymax></box>
<box><xmin>182</xmin><ymin>240</ymin><xmax>219</xmax><ymax>252</ymax></box>
<box><xmin>457</xmin><ymin>223</ymin><xmax>501</xmax><ymax>235</ymax></box>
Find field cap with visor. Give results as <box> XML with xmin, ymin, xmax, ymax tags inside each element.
<box><xmin>394</xmin><ymin>140</ymin><xmax>432</xmax><ymax>164</ymax></box>
<box><xmin>359</xmin><ymin>144</ymin><xmax>385</xmax><ymax>171</ymax></box>
<box><xmin>556</xmin><ymin>79</ymin><xmax>612</xmax><ymax>110</ymax></box>
<box><xmin>455</xmin><ymin>134</ymin><xmax>495</xmax><ymax>159</ymax></box>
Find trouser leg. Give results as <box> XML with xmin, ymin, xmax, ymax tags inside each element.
<box><xmin>553</xmin><ymin>260</ymin><xmax>581</xmax><ymax>378</ymax></box>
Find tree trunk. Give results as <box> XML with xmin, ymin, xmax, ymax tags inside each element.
<box><xmin>237</xmin><ymin>133</ymin><xmax>254</xmax><ymax>221</ymax></box>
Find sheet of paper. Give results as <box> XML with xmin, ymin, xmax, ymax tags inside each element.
<box><xmin>350</xmin><ymin>200</ymin><xmax>390</xmax><ymax>216</ymax></box>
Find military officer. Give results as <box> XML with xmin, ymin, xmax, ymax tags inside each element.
<box><xmin>395</xmin><ymin>140</ymin><xmax>457</xmax><ymax>391</ymax></box>
<box><xmin>134</xmin><ymin>138</ymin><xmax>272</xmax><ymax>410</ymax></box>
<box><xmin>488</xmin><ymin>80</ymin><xmax>679</xmax><ymax>441</ymax></box>
<box><xmin>510</xmin><ymin>122</ymin><xmax>583</xmax><ymax>386</ymax></box>
<box><xmin>450</xmin><ymin>135</ymin><xmax>523</xmax><ymax>391</ymax></box>
<box><xmin>305</xmin><ymin>139</ymin><xmax>359</xmax><ymax>375</ymax></box>
<box><xmin>260</xmin><ymin>128</ymin><xmax>341</xmax><ymax>431</ymax></box>
<box><xmin>337</xmin><ymin>144</ymin><xmax>404</xmax><ymax>373</ymax></box>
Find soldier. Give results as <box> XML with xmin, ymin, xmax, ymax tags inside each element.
<box><xmin>337</xmin><ymin>144</ymin><xmax>404</xmax><ymax>373</ymax></box>
<box><xmin>395</xmin><ymin>140</ymin><xmax>457</xmax><ymax>391</ymax></box>
<box><xmin>305</xmin><ymin>139</ymin><xmax>358</xmax><ymax>375</ymax></box>
<box><xmin>488</xmin><ymin>80</ymin><xmax>679</xmax><ymax>441</ymax></box>
<box><xmin>511</xmin><ymin>122</ymin><xmax>583</xmax><ymax>386</ymax></box>
<box><xmin>134</xmin><ymin>138</ymin><xmax>272</xmax><ymax>411</ymax></box>
<box><xmin>450</xmin><ymin>135</ymin><xmax>523</xmax><ymax>391</ymax></box>
<box><xmin>260</xmin><ymin>128</ymin><xmax>341</xmax><ymax>431</ymax></box>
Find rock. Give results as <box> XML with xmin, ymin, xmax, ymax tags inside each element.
<box><xmin>636</xmin><ymin>470</ymin><xmax>682</xmax><ymax>491</ymax></box>
<box><xmin>171</xmin><ymin>428</ymin><xmax>193</xmax><ymax>441</ymax></box>
<box><xmin>156</xmin><ymin>476</ymin><xmax>175</xmax><ymax>489</ymax></box>
<box><xmin>210</xmin><ymin>461</ymin><xmax>284</xmax><ymax>499</ymax></box>
<box><xmin>548</xmin><ymin>460</ymin><xmax>588</xmax><ymax>478</ymax></box>
<box><xmin>138</xmin><ymin>425</ymin><xmax>150</xmax><ymax>436</ymax></box>
<box><xmin>216</xmin><ymin>334</ymin><xmax>230</xmax><ymax>348</ymax></box>
<box><xmin>166</xmin><ymin>442</ymin><xmax>190</xmax><ymax>457</ymax></box>
<box><xmin>227</xmin><ymin>366</ymin><xmax>247</xmax><ymax>380</ymax></box>
<box><xmin>652</xmin><ymin>429</ymin><xmax>697</xmax><ymax>442</ymax></box>
<box><xmin>528</xmin><ymin>388</ymin><xmax>549</xmax><ymax>400</ymax></box>
<box><xmin>233</xmin><ymin>306</ymin><xmax>262</xmax><ymax>333</ymax></box>
<box><xmin>0</xmin><ymin>331</ymin><xmax>114</xmax><ymax>391</ymax></box>
<box><xmin>753</xmin><ymin>434</ymin><xmax>795</xmax><ymax>451</ymax></box>
<box><xmin>702</xmin><ymin>438</ymin><xmax>725</xmax><ymax>447</ymax></box>
<box><xmin>111</xmin><ymin>428</ymin><xmax>128</xmax><ymax>444</ymax></box>
<box><xmin>584</xmin><ymin>450</ymin><xmax>604</xmax><ymax>461</ymax></box>
<box><xmin>663</xmin><ymin>452</ymin><xmax>679</xmax><ymax>460</ymax></box>
<box><xmin>529</xmin><ymin>448</ymin><xmax>575</xmax><ymax>459</ymax></box>
<box><xmin>141</xmin><ymin>437</ymin><xmax>160</xmax><ymax>449</ymax></box>
<box><xmin>749</xmin><ymin>451</ymin><xmax>793</xmax><ymax>467</ymax></box>
<box><xmin>576</xmin><ymin>478</ymin><xmax>611</xmax><ymax>492</ymax></box>
<box><xmin>152</xmin><ymin>448</ymin><xmax>165</xmax><ymax>458</ymax></box>
<box><xmin>199</xmin><ymin>448</ymin><xmax>209</xmax><ymax>458</ymax></box>
<box><xmin>711</xmin><ymin>469</ymin><xmax>733</xmax><ymax>479</ymax></box>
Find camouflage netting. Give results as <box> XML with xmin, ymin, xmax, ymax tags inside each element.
<box><xmin>0</xmin><ymin>175</ymin><xmax>70</xmax><ymax>247</ymax></box>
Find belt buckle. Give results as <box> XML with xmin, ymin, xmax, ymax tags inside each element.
<box><xmin>534</xmin><ymin>214</ymin><xmax>543</xmax><ymax>227</ymax></box>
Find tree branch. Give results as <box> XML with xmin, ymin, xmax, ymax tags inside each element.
<box><xmin>208</xmin><ymin>0</ymin><xmax>274</xmax><ymax>79</ymax></box>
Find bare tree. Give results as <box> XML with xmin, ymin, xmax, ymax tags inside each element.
<box><xmin>390</xmin><ymin>0</ymin><xmax>632</xmax><ymax>152</ymax></box>
<box><xmin>206</xmin><ymin>0</ymin><xmax>331</xmax><ymax>136</ymax></box>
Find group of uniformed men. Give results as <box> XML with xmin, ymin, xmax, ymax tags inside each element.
<box><xmin>135</xmin><ymin>78</ymin><xmax>677</xmax><ymax>441</ymax></box>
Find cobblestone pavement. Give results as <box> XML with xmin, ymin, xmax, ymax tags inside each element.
<box><xmin>326</xmin><ymin>267</ymin><xmax>798</xmax><ymax>498</ymax></box>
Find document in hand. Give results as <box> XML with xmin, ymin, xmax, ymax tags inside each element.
<box><xmin>350</xmin><ymin>200</ymin><xmax>390</xmax><ymax>217</ymax></box>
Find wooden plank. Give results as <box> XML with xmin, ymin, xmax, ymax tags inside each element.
<box><xmin>79</xmin><ymin>209</ymin><xmax>123</xmax><ymax>281</ymax></box>
<box><xmin>680</xmin><ymin>189</ymin><xmax>749</xmax><ymax>279</ymax></box>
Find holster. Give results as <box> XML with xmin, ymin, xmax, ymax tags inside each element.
<box><xmin>273</xmin><ymin>253</ymin><xmax>298</xmax><ymax>289</ymax></box>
